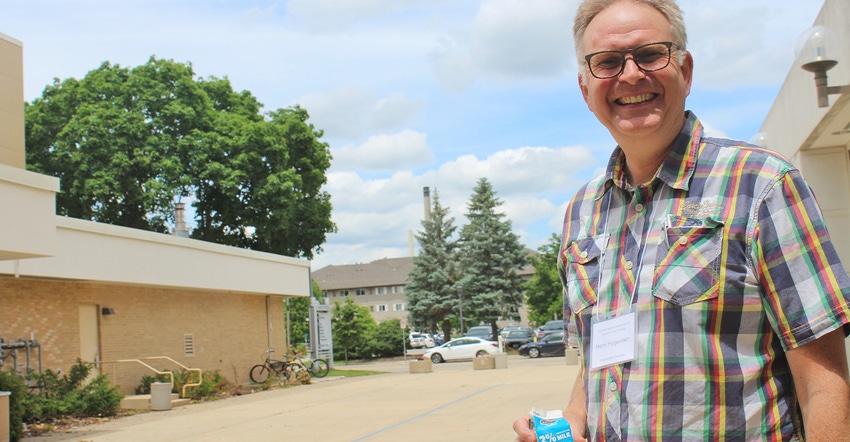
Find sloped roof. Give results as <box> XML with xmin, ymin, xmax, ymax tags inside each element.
<box><xmin>313</xmin><ymin>257</ymin><xmax>415</xmax><ymax>290</ymax></box>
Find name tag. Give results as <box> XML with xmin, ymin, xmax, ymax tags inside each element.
<box><xmin>589</xmin><ymin>308</ymin><xmax>637</xmax><ymax>371</ymax></box>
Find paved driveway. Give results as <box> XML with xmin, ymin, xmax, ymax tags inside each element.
<box><xmin>25</xmin><ymin>354</ymin><xmax>579</xmax><ymax>441</ymax></box>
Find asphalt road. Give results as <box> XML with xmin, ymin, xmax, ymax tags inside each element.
<box><xmin>25</xmin><ymin>354</ymin><xmax>579</xmax><ymax>441</ymax></box>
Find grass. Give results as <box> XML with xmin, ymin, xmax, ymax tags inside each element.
<box><xmin>326</xmin><ymin>368</ymin><xmax>385</xmax><ymax>378</ymax></box>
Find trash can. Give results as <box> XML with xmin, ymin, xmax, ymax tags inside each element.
<box><xmin>150</xmin><ymin>383</ymin><xmax>172</xmax><ymax>411</ymax></box>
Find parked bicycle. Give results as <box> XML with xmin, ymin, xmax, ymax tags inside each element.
<box><xmin>290</xmin><ymin>351</ymin><xmax>329</xmax><ymax>378</ymax></box>
<box><xmin>250</xmin><ymin>349</ymin><xmax>296</xmax><ymax>383</ymax></box>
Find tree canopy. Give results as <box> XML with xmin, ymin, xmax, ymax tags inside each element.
<box><xmin>457</xmin><ymin>178</ymin><xmax>528</xmax><ymax>339</ymax></box>
<box><xmin>524</xmin><ymin>233</ymin><xmax>563</xmax><ymax>325</ymax></box>
<box><xmin>404</xmin><ymin>190</ymin><xmax>460</xmax><ymax>341</ymax></box>
<box><xmin>25</xmin><ymin>56</ymin><xmax>335</xmax><ymax>259</ymax></box>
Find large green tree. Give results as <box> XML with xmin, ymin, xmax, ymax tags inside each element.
<box><xmin>458</xmin><ymin>178</ymin><xmax>528</xmax><ymax>339</ymax></box>
<box><xmin>25</xmin><ymin>56</ymin><xmax>335</xmax><ymax>258</ymax></box>
<box><xmin>404</xmin><ymin>190</ymin><xmax>460</xmax><ymax>341</ymax></box>
<box><xmin>524</xmin><ymin>233</ymin><xmax>563</xmax><ymax>326</ymax></box>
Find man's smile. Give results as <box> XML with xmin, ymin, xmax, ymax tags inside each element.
<box><xmin>615</xmin><ymin>93</ymin><xmax>657</xmax><ymax>105</ymax></box>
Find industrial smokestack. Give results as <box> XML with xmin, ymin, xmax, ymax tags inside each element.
<box><xmin>423</xmin><ymin>187</ymin><xmax>431</xmax><ymax>222</ymax></box>
<box><xmin>174</xmin><ymin>202</ymin><xmax>190</xmax><ymax>238</ymax></box>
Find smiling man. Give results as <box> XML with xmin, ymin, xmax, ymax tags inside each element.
<box><xmin>513</xmin><ymin>0</ymin><xmax>850</xmax><ymax>441</ymax></box>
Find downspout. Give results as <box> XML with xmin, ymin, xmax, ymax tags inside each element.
<box><xmin>266</xmin><ymin>295</ymin><xmax>273</xmax><ymax>352</ymax></box>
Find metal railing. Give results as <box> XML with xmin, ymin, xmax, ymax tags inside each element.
<box><xmin>108</xmin><ymin>356</ymin><xmax>202</xmax><ymax>398</ymax></box>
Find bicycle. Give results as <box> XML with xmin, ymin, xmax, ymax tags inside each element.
<box><xmin>289</xmin><ymin>351</ymin><xmax>329</xmax><ymax>378</ymax></box>
<box><xmin>250</xmin><ymin>349</ymin><xmax>296</xmax><ymax>383</ymax></box>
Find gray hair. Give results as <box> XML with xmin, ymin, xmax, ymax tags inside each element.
<box><xmin>574</xmin><ymin>0</ymin><xmax>688</xmax><ymax>75</ymax></box>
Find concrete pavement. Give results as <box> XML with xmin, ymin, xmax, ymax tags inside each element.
<box><xmin>25</xmin><ymin>354</ymin><xmax>579</xmax><ymax>441</ymax></box>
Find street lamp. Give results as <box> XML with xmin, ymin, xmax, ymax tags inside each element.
<box><xmin>456</xmin><ymin>284</ymin><xmax>464</xmax><ymax>335</ymax></box>
<box><xmin>797</xmin><ymin>26</ymin><xmax>850</xmax><ymax>108</ymax></box>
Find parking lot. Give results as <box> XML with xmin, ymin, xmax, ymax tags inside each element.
<box><xmin>26</xmin><ymin>354</ymin><xmax>579</xmax><ymax>441</ymax></box>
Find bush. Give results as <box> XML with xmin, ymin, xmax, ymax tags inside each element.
<box><xmin>23</xmin><ymin>359</ymin><xmax>124</xmax><ymax>422</ymax></box>
<box><xmin>0</xmin><ymin>370</ymin><xmax>27</xmax><ymax>442</ymax></box>
<box><xmin>134</xmin><ymin>369</ymin><xmax>231</xmax><ymax>401</ymax></box>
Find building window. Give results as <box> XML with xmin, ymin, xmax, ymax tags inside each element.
<box><xmin>376</xmin><ymin>287</ymin><xmax>387</xmax><ymax>295</ymax></box>
<box><xmin>184</xmin><ymin>334</ymin><xmax>195</xmax><ymax>357</ymax></box>
<box><xmin>394</xmin><ymin>303</ymin><xmax>404</xmax><ymax>311</ymax></box>
<box><xmin>369</xmin><ymin>306</ymin><xmax>375</xmax><ymax>312</ymax></box>
<box><xmin>355</xmin><ymin>289</ymin><xmax>367</xmax><ymax>296</ymax></box>
<box><xmin>377</xmin><ymin>305</ymin><xmax>387</xmax><ymax>312</ymax></box>
<box><xmin>339</xmin><ymin>290</ymin><xmax>349</xmax><ymax>297</ymax></box>
<box><xmin>392</xmin><ymin>285</ymin><xmax>404</xmax><ymax>294</ymax></box>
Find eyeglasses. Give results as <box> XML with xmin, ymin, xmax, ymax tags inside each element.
<box><xmin>584</xmin><ymin>42</ymin><xmax>676</xmax><ymax>79</ymax></box>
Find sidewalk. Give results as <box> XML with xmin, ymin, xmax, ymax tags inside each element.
<box><xmin>25</xmin><ymin>354</ymin><xmax>579</xmax><ymax>441</ymax></box>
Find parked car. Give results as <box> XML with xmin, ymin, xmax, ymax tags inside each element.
<box><xmin>429</xmin><ymin>333</ymin><xmax>446</xmax><ymax>346</ymax></box>
<box><xmin>422</xmin><ymin>337</ymin><xmax>500</xmax><ymax>363</ymax></box>
<box><xmin>519</xmin><ymin>331</ymin><xmax>567</xmax><ymax>358</ymax></box>
<box><xmin>502</xmin><ymin>330</ymin><xmax>534</xmax><ymax>348</ymax></box>
<box><xmin>465</xmin><ymin>325</ymin><xmax>495</xmax><ymax>341</ymax></box>
<box><xmin>535</xmin><ymin>319</ymin><xmax>564</xmax><ymax>339</ymax></box>
<box><xmin>409</xmin><ymin>332</ymin><xmax>435</xmax><ymax>348</ymax></box>
<box><xmin>499</xmin><ymin>325</ymin><xmax>534</xmax><ymax>338</ymax></box>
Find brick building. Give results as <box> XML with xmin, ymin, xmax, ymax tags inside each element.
<box><xmin>0</xmin><ymin>32</ymin><xmax>310</xmax><ymax>394</ymax></box>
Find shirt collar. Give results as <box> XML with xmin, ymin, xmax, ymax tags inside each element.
<box><xmin>595</xmin><ymin>111</ymin><xmax>703</xmax><ymax>200</ymax></box>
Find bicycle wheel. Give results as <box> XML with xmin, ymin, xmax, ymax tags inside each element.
<box><xmin>311</xmin><ymin>359</ymin><xmax>329</xmax><ymax>378</ymax></box>
<box><xmin>250</xmin><ymin>364</ymin><xmax>271</xmax><ymax>383</ymax></box>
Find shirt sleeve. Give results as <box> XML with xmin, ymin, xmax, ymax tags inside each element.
<box><xmin>753</xmin><ymin>169</ymin><xmax>850</xmax><ymax>350</ymax></box>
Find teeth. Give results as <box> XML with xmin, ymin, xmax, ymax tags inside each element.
<box><xmin>618</xmin><ymin>93</ymin><xmax>655</xmax><ymax>105</ymax></box>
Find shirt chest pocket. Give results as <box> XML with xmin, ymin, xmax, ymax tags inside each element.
<box><xmin>562</xmin><ymin>234</ymin><xmax>608</xmax><ymax>315</ymax></box>
<box><xmin>652</xmin><ymin>216</ymin><xmax>724</xmax><ymax>306</ymax></box>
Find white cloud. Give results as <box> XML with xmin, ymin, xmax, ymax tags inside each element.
<box><xmin>297</xmin><ymin>87</ymin><xmax>426</xmax><ymax>140</ymax></box>
<box><xmin>429</xmin><ymin>0</ymin><xmax>575</xmax><ymax>91</ymax></box>
<box><xmin>333</xmin><ymin>130</ymin><xmax>434</xmax><ymax>170</ymax></box>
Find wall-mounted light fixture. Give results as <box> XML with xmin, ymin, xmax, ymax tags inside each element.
<box><xmin>101</xmin><ymin>307</ymin><xmax>116</xmax><ymax>315</ymax></box>
<box><xmin>797</xmin><ymin>26</ymin><xmax>850</xmax><ymax>108</ymax></box>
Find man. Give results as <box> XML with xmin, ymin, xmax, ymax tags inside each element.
<box><xmin>514</xmin><ymin>0</ymin><xmax>850</xmax><ymax>440</ymax></box>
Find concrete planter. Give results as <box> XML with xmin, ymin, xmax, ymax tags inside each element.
<box><xmin>473</xmin><ymin>355</ymin><xmax>495</xmax><ymax>370</ymax></box>
<box><xmin>494</xmin><ymin>352</ymin><xmax>508</xmax><ymax>369</ymax></box>
<box><xmin>409</xmin><ymin>359</ymin><xmax>432</xmax><ymax>374</ymax></box>
<box><xmin>565</xmin><ymin>348</ymin><xmax>579</xmax><ymax>366</ymax></box>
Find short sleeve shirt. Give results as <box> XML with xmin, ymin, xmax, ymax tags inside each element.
<box><xmin>558</xmin><ymin>112</ymin><xmax>850</xmax><ymax>441</ymax></box>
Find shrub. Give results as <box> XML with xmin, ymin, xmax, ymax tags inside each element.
<box><xmin>23</xmin><ymin>359</ymin><xmax>124</xmax><ymax>421</ymax></box>
<box><xmin>0</xmin><ymin>370</ymin><xmax>27</xmax><ymax>442</ymax></box>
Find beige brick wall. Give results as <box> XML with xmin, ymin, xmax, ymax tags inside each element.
<box><xmin>0</xmin><ymin>276</ymin><xmax>291</xmax><ymax>394</ymax></box>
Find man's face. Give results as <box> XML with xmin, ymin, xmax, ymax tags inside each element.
<box><xmin>578</xmin><ymin>1</ymin><xmax>693</xmax><ymax>149</ymax></box>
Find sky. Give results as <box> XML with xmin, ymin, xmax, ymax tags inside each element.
<box><xmin>0</xmin><ymin>0</ymin><xmax>825</xmax><ymax>270</ymax></box>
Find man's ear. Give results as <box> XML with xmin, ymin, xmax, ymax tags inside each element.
<box><xmin>681</xmin><ymin>51</ymin><xmax>694</xmax><ymax>97</ymax></box>
<box><xmin>578</xmin><ymin>72</ymin><xmax>592</xmax><ymax>110</ymax></box>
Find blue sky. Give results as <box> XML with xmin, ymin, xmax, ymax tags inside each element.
<box><xmin>1</xmin><ymin>1</ymin><xmax>824</xmax><ymax>270</ymax></box>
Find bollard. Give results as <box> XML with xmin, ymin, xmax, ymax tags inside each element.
<box><xmin>473</xmin><ymin>355</ymin><xmax>495</xmax><ymax>370</ymax></box>
<box><xmin>565</xmin><ymin>348</ymin><xmax>579</xmax><ymax>366</ymax></box>
<box><xmin>409</xmin><ymin>359</ymin><xmax>432</xmax><ymax>374</ymax></box>
<box><xmin>494</xmin><ymin>352</ymin><xmax>508</xmax><ymax>369</ymax></box>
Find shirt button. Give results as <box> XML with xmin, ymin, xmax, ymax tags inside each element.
<box><xmin>678</xmin><ymin>237</ymin><xmax>688</xmax><ymax>245</ymax></box>
<box><xmin>624</xmin><ymin>261</ymin><xmax>634</xmax><ymax>270</ymax></box>
<box><xmin>608</xmin><ymin>383</ymin><xmax>617</xmax><ymax>392</ymax></box>
<box><xmin>580</xmin><ymin>250</ymin><xmax>588</xmax><ymax>259</ymax></box>
<box><xmin>634</xmin><ymin>204</ymin><xmax>644</xmax><ymax>212</ymax></box>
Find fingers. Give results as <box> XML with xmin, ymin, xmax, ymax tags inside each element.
<box><xmin>511</xmin><ymin>417</ymin><xmax>536</xmax><ymax>442</ymax></box>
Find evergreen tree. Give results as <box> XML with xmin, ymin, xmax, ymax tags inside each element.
<box><xmin>404</xmin><ymin>190</ymin><xmax>459</xmax><ymax>340</ymax></box>
<box><xmin>524</xmin><ymin>233</ymin><xmax>563</xmax><ymax>325</ymax></box>
<box><xmin>458</xmin><ymin>178</ymin><xmax>528</xmax><ymax>339</ymax></box>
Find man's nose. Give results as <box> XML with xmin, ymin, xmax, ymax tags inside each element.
<box><xmin>619</xmin><ymin>57</ymin><xmax>645</xmax><ymax>83</ymax></box>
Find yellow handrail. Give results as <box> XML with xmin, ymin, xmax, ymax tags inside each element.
<box><xmin>114</xmin><ymin>356</ymin><xmax>202</xmax><ymax>398</ymax></box>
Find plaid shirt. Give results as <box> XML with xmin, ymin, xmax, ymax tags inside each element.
<box><xmin>559</xmin><ymin>112</ymin><xmax>850</xmax><ymax>441</ymax></box>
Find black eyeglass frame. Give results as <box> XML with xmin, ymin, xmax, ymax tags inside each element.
<box><xmin>584</xmin><ymin>41</ymin><xmax>678</xmax><ymax>79</ymax></box>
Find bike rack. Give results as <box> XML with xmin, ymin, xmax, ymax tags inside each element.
<box><xmin>109</xmin><ymin>356</ymin><xmax>202</xmax><ymax>398</ymax></box>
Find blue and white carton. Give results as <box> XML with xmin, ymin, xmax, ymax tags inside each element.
<box><xmin>530</xmin><ymin>408</ymin><xmax>573</xmax><ymax>442</ymax></box>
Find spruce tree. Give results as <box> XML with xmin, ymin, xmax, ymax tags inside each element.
<box><xmin>458</xmin><ymin>178</ymin><xmax>528</xmax><ymax>339</ymax></box>
<box><xmin>404</xmin><ymin>190</ymin><xmax>460</xmax><ymax>341</ymax></box>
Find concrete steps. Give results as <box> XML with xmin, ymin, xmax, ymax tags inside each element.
<box><xmin>120</xmin><ymin>393</ymin><xmax>192</xmax><ymax>411</ymax></box>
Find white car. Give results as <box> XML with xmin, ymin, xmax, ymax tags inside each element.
<box><xmin>422</xmin><ymin>337</ymin><xmax>500</xmax><ymax>363</ymax></box>
<box><xmin>409</xmin><ymin>332</ymin><xmax>435</xmax><ymax>348</ymax></box>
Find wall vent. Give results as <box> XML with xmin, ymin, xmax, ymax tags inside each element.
<box><xmin>183</xmin><ymin>334</ymin><xmax>195</xmax><ymax>357</ymax></box>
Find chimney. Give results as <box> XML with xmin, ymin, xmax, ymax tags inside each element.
<box><xmin>423</xmin><ymin>187</ymin><xmax>431</xmax><ymax>222</ymax></box>
<box><xmin>174</xmin><ymin>202</ymin><xmax>190</xmax><ymax>238</ymax></box>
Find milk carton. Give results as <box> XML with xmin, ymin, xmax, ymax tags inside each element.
<box><xmin>530</xmin><ymin>408</ymin><xmax>573</xmax><ymax>442</ymax></box>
